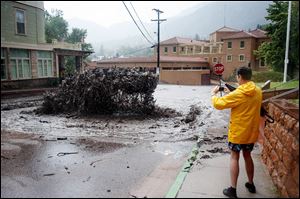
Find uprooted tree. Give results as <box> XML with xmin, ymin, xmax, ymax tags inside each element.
<box><xmin>38</xmin><ymin>67</ymin><xmax>160</xmax><ymax>115</ymax></box>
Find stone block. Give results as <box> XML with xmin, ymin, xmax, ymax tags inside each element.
<box><xmin>275</xmin><ymin>141</ymin><xmax>283</xmax><ymax>160</ymax></box>
<box><xmin>269</xmin><ymin>134</ymin><xmax>278</xmax><ymax>149</ymax></box>
<box><xmin>270</xmin><ymin>149</ymin><xmax>279</xmax><ymax>165</ymax></box>
<box><xmin>282</xmin><ymin>149</ymin><xmax>293</xmax><ymax>169</ymax></box>
<box><xmin>268</xmin><ymin>103</ymin><xmax>275</xmax><ymax>117</ymax></box>
<box><xmin>282</xmin><ymin>132</ymin><xmax>294</xmax><ymax>153</ymax></box>
<box><xmin>279</xmin><ymin>112</ymin><xmax>286</xmax><ymax>126</ymax></box>
<box><xmin>292</xmin><ymin>164</ymin><xmax>299</xmax><ymax>185</ymax></box>
<box><xmin>284</xmin><ymin>114</ymin><xmax>297</xmax><ymax>130</ymax></box>
<box><xmin>274</xmin><ymin>123</ymin><xmax>282</xmax><ymax>139</ymax></box>
<box><xmin>271</xmin><ymin>169</ymin><xmax>279</xmax><ymax>187</ymax></box>
<box><xmin>277</xmin><ymin>161</ymin><xmax>287</xmax><ymax>179</ymax></box>
<box><xmin>266</xmin><ymin>156</ymin><xmax>274</xmax><ymax>174</ymax></box>
<box><xmin>273</xmin><ymin>106</ymin><xmax>281</xmax><ymax>122</ymax></box>
<box><xmin>280</xmin><ymin>186</ymin><xmax>289</xmax><ymax>198</ymax></box>
<box><xmin>292</xmin><ymin>138</ymin><xmax>299</xmax><ymax>161</ymax></box>
<box><xmin>292</xmin><ymin>122</ymin><xmax>299</xmax><ymax>139</ymax></box>
<box><xmin>285</xmin><ymin>174</ymin><xmax>299</xmax><ymax>198</ymax></box>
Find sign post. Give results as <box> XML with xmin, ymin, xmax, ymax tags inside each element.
<box><xmin>214</xmin><ymin>63</ymin><xmax>224</xmax><ymax>96</ymax></box>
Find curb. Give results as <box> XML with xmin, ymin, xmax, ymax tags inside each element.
<box><xmin>165</xmin><ymin>145</ymin><xmax>199</xmax><ymax>198</ymax></box>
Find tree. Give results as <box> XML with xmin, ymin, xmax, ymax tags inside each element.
<box><xmin>45</xmin><ymin>9</ymin><xmax>68</xmax><ymax>43</ymax></box>
<box><xmin>66</xmin><ymin>28</ymin><xmax>94</xmax><ymax>53</ymax></box>
<box><xmin>256</xmin><ymin>24</ymin><xmax>268</xmax><ymax>30</ymax></box>
<box><xmin>254</xmin><ymin>1</ymin><xmax>299</xmax><ymax>78</ymax></box>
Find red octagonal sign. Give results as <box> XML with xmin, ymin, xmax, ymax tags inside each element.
<box><xmin>214</xmin><ymin>63</ymin><xmax>224</xmax><ymax>75</ymax></box>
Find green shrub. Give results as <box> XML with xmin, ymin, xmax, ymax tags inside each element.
<box><xmin>252</xmin><ymin>71</ymin><xmax>291</xmax><ymax>82</ymax></box>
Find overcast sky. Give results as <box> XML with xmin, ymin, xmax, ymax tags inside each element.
<box><xmin>44</xmin><ymin>1</ymin><xmax>211</xmax><ymax>27</ymax></box>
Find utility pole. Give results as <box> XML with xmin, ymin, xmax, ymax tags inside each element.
<box><xmin>151</xmin><ymin>9</ymin><xmax>166</xmax><ymax>76</ymax></box>
<box><xmin>283</xmin><ymin>1</ymin><xmax>292</xmax><ymax>82</ymax></box>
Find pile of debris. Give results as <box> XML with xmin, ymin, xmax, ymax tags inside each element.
<box><xmin>38</xmin><ymin>67</ymin><xmax>159</xmax><ymax>115</ymax></box>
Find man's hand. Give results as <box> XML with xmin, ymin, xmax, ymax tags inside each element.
<box><xmin>211</xmin><ymin>86</ymin><xmax>219</xmax><ymax>96</ymax></box>
<box><xmin>224</xmin><ymin>86</ymin><xmax>230</xmax><ymax>94</ymax></box>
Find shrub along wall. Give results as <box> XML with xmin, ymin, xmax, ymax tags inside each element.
<box><xmin>261</xmin><ymin>100</ymin><xmax>299</xmax><ymax>198</ymax></box>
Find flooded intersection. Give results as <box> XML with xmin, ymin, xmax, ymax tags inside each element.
<box><xmin>1</xmin><ymin>85</ymin><xmax>230</xmax><ymax>197</ymax></box>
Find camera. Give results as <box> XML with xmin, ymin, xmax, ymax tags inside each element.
<box><xmin>219</xmin><ymin>86</ymin><xmax>224</xmax><ymax>92</ymax></box>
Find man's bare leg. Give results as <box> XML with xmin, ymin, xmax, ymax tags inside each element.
<box><xmin>230</xmin><ymin>150</ymin><xmax>240</xmax><ymax>188</ymax></box>
<box><xmin>243</xmin><ymin>150</ymin><xmax>254</xmax><ymax>184</ymax></box>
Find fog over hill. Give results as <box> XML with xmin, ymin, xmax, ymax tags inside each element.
<box><xmin>68</xmin><ymin>1</ymin><xmax>271</xmax><ymax>56</ymax></box>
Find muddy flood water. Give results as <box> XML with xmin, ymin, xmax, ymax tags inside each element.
<box><xmin>1</xmin><ymin>84</ymin><xmax>230</xmax><ymax>198</ymax></box>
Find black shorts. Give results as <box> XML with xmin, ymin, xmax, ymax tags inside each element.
<box><xmin>228</xmin><ymin>142</ymin><xmax>254</xmax><ymax>152</ymax></box>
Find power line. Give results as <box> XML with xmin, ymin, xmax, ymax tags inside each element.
<box><xmin>122</xmin><ymin>1</ymin><xmax>154</xmax><ymax>46</ymax></box>
<box><xmin>129</xmin><ymin>2</ymin><xmax>155</xmax><ymax>43</ymax></box>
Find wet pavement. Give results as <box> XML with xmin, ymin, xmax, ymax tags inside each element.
<box><xmin>1</xmin><ymin>84</ymin><xmax>223</xmax><ymax>198</ymax></box>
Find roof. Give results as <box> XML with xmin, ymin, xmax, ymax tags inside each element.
<box><xmin>16</xmin><ymin>1</ymin><xmax>44</xmax><ymax>10</ymax></box>
<box><xmin>97</xmin><ymin>56</ymin><xmax>207</xmax><ymax>64</ymax></box>
<box><xmin>84</xmin><ymin>61</ymin><xmax>97</xmax><ymax>68</ymax></box>
<box><xmin>249</xmin><ymin>29</ymin><xmax>268</xmax><ymax>38</ymax></box>
<box><xmin>221</xmin><ymin>29</ymin><xmax>267</xmax><ymax>40</ymax></box>
<box><xmin>210</xmin><ymin>26</ymin><xmax>240</xmax><ymax>35</ymax></box>
<box><xmin>160</xmin><ymin>37</ymin><xmax>209</xmax><ymax>45</ymax></box>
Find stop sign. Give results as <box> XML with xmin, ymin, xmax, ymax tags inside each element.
<box><xmin>214</xmin><ymin>63</ymin><xmax>224</xmax><ymax>75</ymax></box>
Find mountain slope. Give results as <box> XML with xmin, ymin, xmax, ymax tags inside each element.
<box><xmin>68</xmin><ymin>1</ymin><xmax>271</xmax><ymax>54</ymax></box>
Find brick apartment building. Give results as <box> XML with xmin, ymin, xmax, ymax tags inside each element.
<box><xmin>158</xmin><ymin>26</ymin><xmax>270</xmax><ymax>79</ymax></box>
<box><xmin>91</xmin><ymin>26</ymin><xmax>269</xmax><ymax>85</ymax></box>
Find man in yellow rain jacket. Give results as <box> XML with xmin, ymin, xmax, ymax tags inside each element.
<box><xmin>211</xmin><ymin>66</ymin><xmax>262</xmax><ymax>198</ymax></box>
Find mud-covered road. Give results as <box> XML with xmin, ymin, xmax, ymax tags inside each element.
<box><xmin>1</xmin><ymin>84</ymin><xmax>230</xmax><ymax>198</ymax></box>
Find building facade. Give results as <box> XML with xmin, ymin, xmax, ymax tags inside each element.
<box><xmin>1</xmin><ymin>1</ymin><xmax>92</xmax><ymax>90</ymax></box>
<box><xmin>94</xmin><ymin>56</ymin><xmax>211</xmax><ymax>85</ymax></box>
<box><xmin>157</xmin><ymin>26</ymin><xmax>270</xmax><ymax>79</ymax></box>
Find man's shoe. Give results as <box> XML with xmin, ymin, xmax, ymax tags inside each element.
<box><xmin>223</xmin><ymin>187</ymin><xmax>238</xmax><ymax>198</ymax></box>
<box><xmin>245</xmin><ymin>182</ymin><xmax>256</xmax><ymax>193</ymax></box>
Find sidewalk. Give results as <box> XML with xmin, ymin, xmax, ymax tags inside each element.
<box><xmin>174</xmin><ymin>145</ymin><xmax>279</xmax><ymax>198</ymax></box>
<box><xmin>1</xmin><ymin>87</ymin><xmax>57</xmax><ymax>98</ymax></box>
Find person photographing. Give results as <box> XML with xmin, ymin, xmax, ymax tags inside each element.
<box><xmin>211</xmin><ymin>66</ymin><xmax>262</xmax><ymax>198</ymax></box>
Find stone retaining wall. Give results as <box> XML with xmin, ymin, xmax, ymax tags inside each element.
<box><xmin>261</xmin><ymin>100</ymin><xmax>299</xmax><ymax>198</ymax></box>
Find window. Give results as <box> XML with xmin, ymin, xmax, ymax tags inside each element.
<box><xmin>1</xmin><ymin>48</ymin><xmax>7</xmax><ymax>80</ymax></box>
<box><xmin>204</xmin><ymin>57</ymin><xmax>209</xmax><ymax>61</ymax></box>
<box><xmin>181</xmin><ymin>47</ymin><xmax>185</xmax><ymax>52</ymax></box>
<box><xmin>213</xmin><ymin>57</ymin><xmax>218</xmax><ymax>63</ymax></box>
<box><xmin>173</xmin><ymin>46</ymin><xmax>176</xmax><ymax>53</ymax></box>
<box><xmin>260</xmin><ymin>58</ymin><xmax>266</xmax><ymax>67</ymax></box>
<box><xmin>164</xmin><ymin>47</ymin><xmax>168</xmax><ymax>53</ymax></box>
<box><xmin>239</xmin><ymin>54</ymin><xmax>245</xmax><ymax>62</ymax></box>
<box><xmin>228</xmin><ymin>42</ymin><xmax>232</xmax><ymax>49</ymax></box>
<box><xmin>37</xmin><ymin>51</ymin><xmax>53</xmax><ymax>77</ymax></box>
<box><xmin>203</xmin><ymin>46</ymin><xmax>210</xmax><ymax>53</ymax></box>
<box><xmin>10</xmin><ymin>49</ymin><xmax>31</xmax><ymax>79</ymax></box>
<box><xmin>240</xmin><ymin>41</ymin><xmax>245</xmax><ymax>49</ymax></box>
<box><xmin>226</xmin><ymin>55</ymin><xmax>232</xmax><ymax>62</ymax></box>
<box><xmin>16</xmin><ymin>9</ymin><xmax>25</xmax><ymax>34</ymax></box>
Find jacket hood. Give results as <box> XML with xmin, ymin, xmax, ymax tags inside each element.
<box><xmin>237</xmin><ymin>81</ymin><xmax>257</xmax><ymax>96</ymax></box>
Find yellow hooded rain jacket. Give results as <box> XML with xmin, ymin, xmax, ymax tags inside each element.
<box><xmin>212</xmin><ymin>81</ymin><xmax>262</xmax><ymax>144</ymax></box>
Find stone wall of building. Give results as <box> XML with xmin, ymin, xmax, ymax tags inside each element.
<box><xmin>261</xmin><ymin>100</ymin><xmax>299</xmax><ymax>198</ymax></box>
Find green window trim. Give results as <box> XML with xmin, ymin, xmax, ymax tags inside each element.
<box><xmin>10</xmin><ymin>58</ymin><xmax>31</xmax><ymax>80</ymax></box>
<box><xmin>37</xmin><ymin>58</ymin><xmax>53</xmax><ymax>77</ymax></box>
<box><xmin>15</xmin><ymin>8</ymin><xmax>26</xmax><ymax>35</ymax></box>
<box><xmin>37</xmin><ymin>51</ymin><xmax>53</xmax><ymax>78</ymax></box>
<box><xmin>1</xmin><ymin>48</ymin><xmax>7</xmax><ymax>80</ymax></box>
